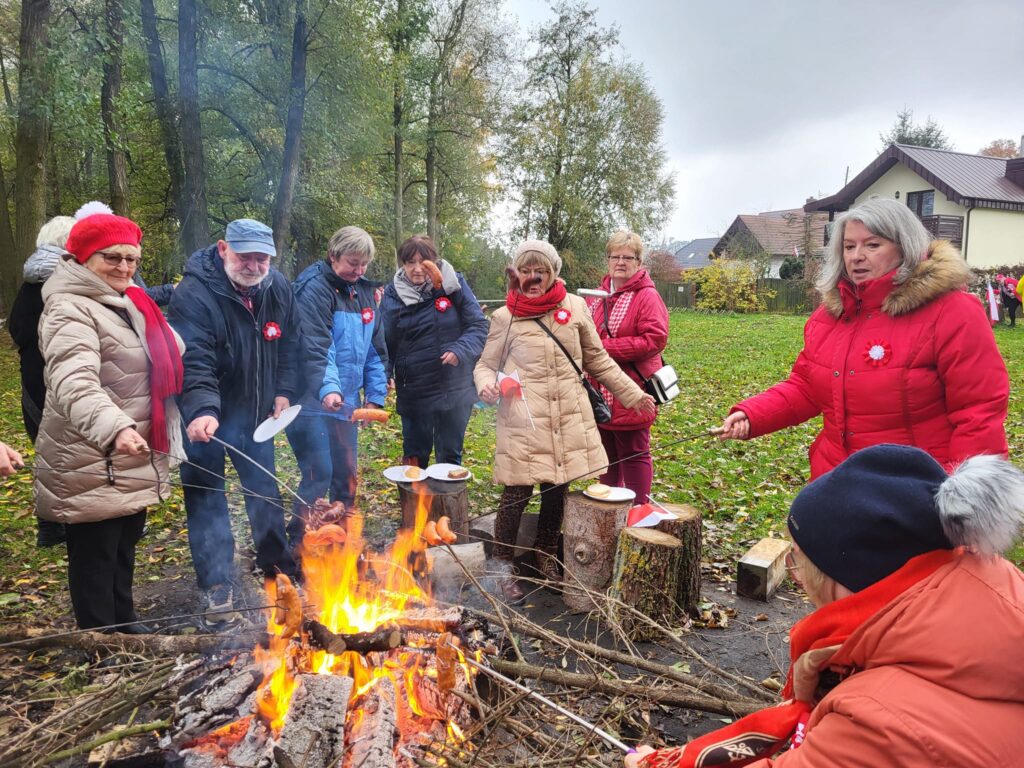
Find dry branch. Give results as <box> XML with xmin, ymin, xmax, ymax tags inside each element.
<box><xmin>488</xmin><ymin>658</ymin><xmax>761</xmax><ymax>717</ymax></box>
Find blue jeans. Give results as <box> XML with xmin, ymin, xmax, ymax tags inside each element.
<box><xmin>181</xmin><ymin>420</ymin><xmax>296</xmax><ymax>589</ymax></box>
<box><xmin>400</xmin><ymin>401</ymin><xmax>474</xmax><ymax>468</ymax></box>
<box><xmin>285</xmin><ymin>414</ymin><xmax>358</xmax><ymax>544</ymax></box>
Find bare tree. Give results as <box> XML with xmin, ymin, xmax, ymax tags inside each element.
<box><xmin>178</xmin><ymin>0</ymin><xmax>210</xmax><ymax>253</ymax></box>
<box><xmin>101</xmin><ymin>0</ymin><xmax>129</xmax><ymax>215</ymax></box>
<box><xmin>271</xmin><ymin>0</ymin><xmax>309</xmax><ymax>266</ymax></box>
<box><xmin>140</xmin><ymin>0</ymin><xmax>186</xmax><ymax>232</ymax></box>
<box><xmin>7</xmin><ymin>0</ymin><xmax>52</xmax><ymax>311</ymax></box>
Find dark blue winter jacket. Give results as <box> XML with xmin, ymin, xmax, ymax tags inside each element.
<box><xmin>380</xmin><ymin>273</ymin><xmax>488</xmax><ymax>415</ymax></box>
<box><xmin>292</xmin><ymin>260</ymin><xmax>388</xmax><ymax>408</ymax></box>
<box><xmin>168</xmin><ymin>245</ymin><xmax>300</xmax><ymax>426</ymax></box>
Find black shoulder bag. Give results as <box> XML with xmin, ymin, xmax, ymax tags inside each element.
<box><xmin>532</xmin><ymin>318</ymin><xmax>612</xmax><ymax>424</ymax></box>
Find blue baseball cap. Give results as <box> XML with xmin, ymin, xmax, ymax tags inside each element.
<box><xmin>225</xmin><ymin>218</ymin><xmax>276</xmax><ymax>257</ymax></box>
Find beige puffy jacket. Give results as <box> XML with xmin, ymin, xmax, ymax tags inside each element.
<box><xmin>474</xmin><ymin>293</ymin><xmax>646</xmax><ymax>486</ymax></box>
<box><xmin>34</xmin><ymin>256</ymin><xmax>183</xmax><ymax>523</ymax></box>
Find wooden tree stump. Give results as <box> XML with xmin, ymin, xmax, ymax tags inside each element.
<box><xmin>562</xmin><ymin>491</ymin><xmax>631</xmax><ymax>613</ymax></box>
<box><xmin>398</xmin><ymin>479</ymin><xmax>468</xmax><ymax>542</ymax></box>
<box><xmin>655</xmin><ymin>503</ymin><xmax>703</xmax><ymax>611</ymax></box>
<box><xmin>610</xmin><ymin>528</ymin><xmax>685</xmax><ymax>641</ymax></box>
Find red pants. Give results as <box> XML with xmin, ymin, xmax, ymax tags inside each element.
<box><xmin>599</xmin><ymin>427</ymin><xmax>653</xmax><ymax>503</ymax></box>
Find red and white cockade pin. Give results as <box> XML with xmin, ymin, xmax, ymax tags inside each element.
<box><xmin>554</xmin><ymin>308</ymin><xmax>572</xmax><ymax>325</ymax></box>
<box><xmin>863</xmin><ymin>339</ymin><xmax>892</xmax><ymax>367</ymax></box>
<box><xmin>435</xmin><ymin>296</ymin><xmax>452</xmax><ymax>312</ymax></box>
<box><xmin>361</xmin><ymin>307</ymin><xmax>375</xmax><ymax>324</ymax></box>
<box><xmin>262</xmin><ymin>321</ymin><xmax>282</xmax><ymax>341</ymax></box>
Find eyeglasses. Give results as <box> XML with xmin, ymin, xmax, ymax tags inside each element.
<box><xmin>608</xmin><ymin>255</ymin><xmax>639</xmax><ymax>263</ymax></box>
<box><xmin>97</xmin><ymin>251</ymin><xmax>141</xmax><ymax>268</ymax></box>
<box><xmin>784</xmin><ymin>550</ymin><xmax>802</xmax><ymax>578</ymax></box>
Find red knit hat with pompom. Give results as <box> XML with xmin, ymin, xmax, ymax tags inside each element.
<box><xmin>65</xmin><ymin>214</ymin><xmax>143</xmax><ymax>264</ymax></box>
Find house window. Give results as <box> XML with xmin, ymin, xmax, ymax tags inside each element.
<box><xmin>906</xmin><ymin>190</ymin><xmax>935</xmax><ymax>218</ymax></box>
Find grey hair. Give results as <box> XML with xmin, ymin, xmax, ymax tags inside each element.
<box><xmin>327</xmin><ymin>226</ymin><xmax>375</xmax><ymax>262</ymax></box>
<box><xmin>36</xmin><ymin>216</ymin><xmax>76</xmax><ymax>248</ymax></box>
<box><xmin>815</xmin><ymin>198</ymin><xmax>933</xmax><ymax>294</ymax></box>
<box><xmin>935</xmin><ymin>455</ymin><xmax>1024</xmax><ymax>556</ymax></box>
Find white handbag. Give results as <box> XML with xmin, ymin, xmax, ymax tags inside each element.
<box><xmin>643</xmin><ymin>364</ymin><xmax>679</xmax><ymax>404</ymax></box>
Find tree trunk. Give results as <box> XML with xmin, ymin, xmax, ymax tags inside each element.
<box><xmin>271</xmin><ymin>0</ymin><xmax>308</xmax><ymax>273</ymax></box>
<box><xmin>177</xmin><ymin>0</ymin><xmax>210</xmax><ymax>254</ymax></box>
<box><xmin>101</xmin><ymin>0</ymin><xmax>129</xmax><ymax>215</ymax></box>
<box><xmin>561</xmin><ymin>491</ymin><xmax>630</xmax><ymax>613</ymax></box>
<box><xmin>0</xmin><ymin>159</ymin><xmax>16</xmax><ymax>273</ymax></box>
<box><xmin>7</xmin><ymin>0</ymin><xmax>51</xmax><ymax>312</ymax></box>
<box><xmin>610</xmin><ymin>527</ymin><xmax>686</xmax><ymax>641</ymax></box>
<box><xmin>655</xmin><ymin>503</ymin><xmax>703</xmax><ymax>612</ymax></box>
<box><xmin>391</xmin><ymin>0</ymin><xmax>406</xmax><ymax>254</ymax></box>
<box><xmin>139</xmin><ymin>0</ymin><xmax>185</xmax><ymax>231</ymax></box>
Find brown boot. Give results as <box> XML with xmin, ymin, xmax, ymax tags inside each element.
<box><xmin>536</xmin><ymin>545</ymin><xmax>563</xmax><ymax>587</ymax></box>
<box><xmin>498</xmin><ymin>575</ymin><xmax>525</xmax><ymax>605</ymax></box>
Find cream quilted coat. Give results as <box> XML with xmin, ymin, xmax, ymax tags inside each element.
<box><xmin>34</xmin><ymin>256</ymin><xmax>183</xmax><ymax>523</ymax></box>
<box><xmin>474</xmin><ymin>293</ymin><xmax>646</xmax><ymax>485</ymax></box>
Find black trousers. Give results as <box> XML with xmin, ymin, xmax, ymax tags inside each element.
<box><xmin>65</xmin><ymin>510</ymin><xmax>147</xmax><ymax>630</ymax></box>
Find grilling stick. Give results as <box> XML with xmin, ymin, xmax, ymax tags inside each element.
<box><xmin>453</xmin><ymin>645</ymin><xmax>636</xmax><ymax>755</ymax></box>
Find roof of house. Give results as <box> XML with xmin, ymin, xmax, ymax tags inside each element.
<box><xmin>673</xmin><ymin>237</ymin><xmax>718</xmax><ymax>269</ymax></box>
<box><xmin>806</xmin><ymin>144</ymin><xmax>1024</xmax><ymax>214</ymax></box>
<box><xmin>713</xmin><ymin>210</ymin><xmax>828</xmax><ymax>258</ymax></box>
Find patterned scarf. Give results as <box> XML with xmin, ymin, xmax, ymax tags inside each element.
<box><xmin>587</xmin><ymin>291</ymin><xmax>635</xmax><ymax>407</ymax></box>
<box><xmin>641</xmin><ymin>550</ymin><xmax>955</xmax><ymax>768</ymax></box>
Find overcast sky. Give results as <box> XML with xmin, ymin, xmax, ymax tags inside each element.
<box><xmin>503</xmin><ymin>0</ymin><xmax>1024</xmax><ymax>245</ymax></box>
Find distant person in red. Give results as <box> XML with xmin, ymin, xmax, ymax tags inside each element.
<box><xmin>996</xmin><ymin>273</ymin><xmax>1020</xmax><ymax>327</ymax></box>
<box><xmin>718</xmin><ymin>198</ymin><xmax>1008</xmax><ymax>477</ymax></box>
<box><xmin>586</xmin><ymin>231</ymin><xmax>669</xmax><ymax>503</ymax></box>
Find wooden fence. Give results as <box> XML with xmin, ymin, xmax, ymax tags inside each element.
<box><xmin>652</xmin><ymin>278</ymin><xmax>813</xmax><ymax>314</ymax></box>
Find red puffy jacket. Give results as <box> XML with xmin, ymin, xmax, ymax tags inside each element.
<box><xmin>587</xmin><ymin>269</ymin><xmax>669</xmax><ymax>430</ymax></box>
<box><xmin>734</xmin><ymin>241</ymin><xmax>1008</xmax><ymax>477</ymax></box>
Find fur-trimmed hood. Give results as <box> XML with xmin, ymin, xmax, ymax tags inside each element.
<box><xmin>823</xmin><ymin>240</ymin><xmax>969</xmax><ymax>318</ymax></box>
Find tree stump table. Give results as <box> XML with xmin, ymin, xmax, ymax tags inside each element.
<box><xmin>397</xmin><ymin>479</ymin><xmax>469</xmax><ymax>543</ymax></box>
<box><xmin>610</xmin><ymin>527</ymin><xmax>687</xmax><ymax>641</ymax></box>
<box><xmin>561</xmin><ymin>491</ymin><xmax>631</xmax><ymax>613</ymax></box>
<box><xmin>655</xmin><ymin>503</ymin><xmax>702</xmax><ymax>612</ymax></box>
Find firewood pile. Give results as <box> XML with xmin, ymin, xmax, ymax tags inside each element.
<box><xmin>168</xmin><ymin>606</ymin><xmax>492</xmax><ymax>768</ymax></box>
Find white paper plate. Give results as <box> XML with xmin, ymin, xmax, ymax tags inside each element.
<box><xmin>583</xmin><ymin>485</ymin><xmax>635</xmax><ymax>503</ymax></box>
<box><xmin>384</xmin><ymin>465</ymin><xmax>428</xmax><ymax>483</ymax></box>
<box><xmin>252</xmin><ymin>404</ymin><xmax>303</xmax><ymax>442</ymax></box>
<box><xmin>425</xmin><ymin>463</ymin><xmax>473</xmax><ymax>482</ymax></box>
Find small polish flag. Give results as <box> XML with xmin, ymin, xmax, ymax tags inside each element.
<box><xmin>627</xmin><ymin>502</ymin><xmax>678</xmax><ymax>527</ymax></box>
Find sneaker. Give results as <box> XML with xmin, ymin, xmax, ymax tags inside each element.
<box><xmin>202</xmin><ymin>584</ymin><xmax>242</xmax><ymax>628</ymax></box>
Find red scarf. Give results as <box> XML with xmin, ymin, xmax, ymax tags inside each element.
<box><xmin>642</xmin><ymin>550</ymin><xmax>955</xmax><ymax>768</ymax></box>
<box><xmin>125</xmin><ymin>286</ymin><xmax>183</xmax><ymax>453</ymax></box>
<box><xmin>506</xmin><ymin>280</ymin><xmax>567</xmax><ymax>317</ymax></box>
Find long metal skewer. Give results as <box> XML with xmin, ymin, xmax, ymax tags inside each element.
<box><xmin>456</xmin><ymin>648</ymin><xmax>636</xmax><ymax>755</ymax></box>
<box><xmin>207</xmin><ymin>435</ymin><xmax>309</xmax><ymax>507</ymax></box>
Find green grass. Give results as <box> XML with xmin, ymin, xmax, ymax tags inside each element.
<box><xmin>2</xmin><ymin>311</ymin><xmax>1022</xmax><ymax>624</ymax></box>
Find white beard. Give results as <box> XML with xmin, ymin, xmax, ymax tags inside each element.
<box><xmin>224</xmin><ymin>261</ymin><xmax>267</xmax><ymax>288</ymax></box>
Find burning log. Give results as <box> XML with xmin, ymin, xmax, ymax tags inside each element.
<box><xmin>273</xmin><ymin>673</ymin><xmax>353</xmax><ymax>768</ymax></box>
<box><xmin>173</xmin><ymin>662</ymin><xmax>261</xmax><ymax>742</ymax></box>
<box><xmin>302</xmin><ymin>619</ymin><xmax>404</xmax><ymax>656</ymax></box>
<box><xmin>345</xmin><ymin>678</ymin><xmax>399</xmax><ymax>768</ymax></box>
<box><xmin>562</xmin><ymin>491</ymin><xmax>630</xmax><ymax>613</ymax></box>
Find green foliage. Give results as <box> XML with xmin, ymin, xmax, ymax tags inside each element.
<box><xmin>879</xmin><ymin>107</ymin><xmax>953</xmax><ymax>151</ymax></box>
<box><xmin>692</xmin><ymin>260</ymin><xmax>772</xmax><ymax>313</ymax></box>
<box><xmin>501</xmin><ymin>1</ymin><xmax>674</xmax><ymax>287</ymax></box>
<box><xmin>779</xmin><ymin>256</ymin><xmax>804</xmax><ymax>280</ymax></box>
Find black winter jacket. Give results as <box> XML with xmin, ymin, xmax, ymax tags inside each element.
<box><xmin>380</xmin><ymin>273</ymin><xmax>488</xmax><ymax>415</ymax></box>
<box><xmin>168</xmin><ymin>245</ymin><xmax>300</xmax><ymax>426</ymax></box>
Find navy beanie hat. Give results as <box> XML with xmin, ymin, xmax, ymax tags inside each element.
<box><xmin>787</xmin><ymin>444</ymin><xmax>955</xmax><ymax>592</ymax></box>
